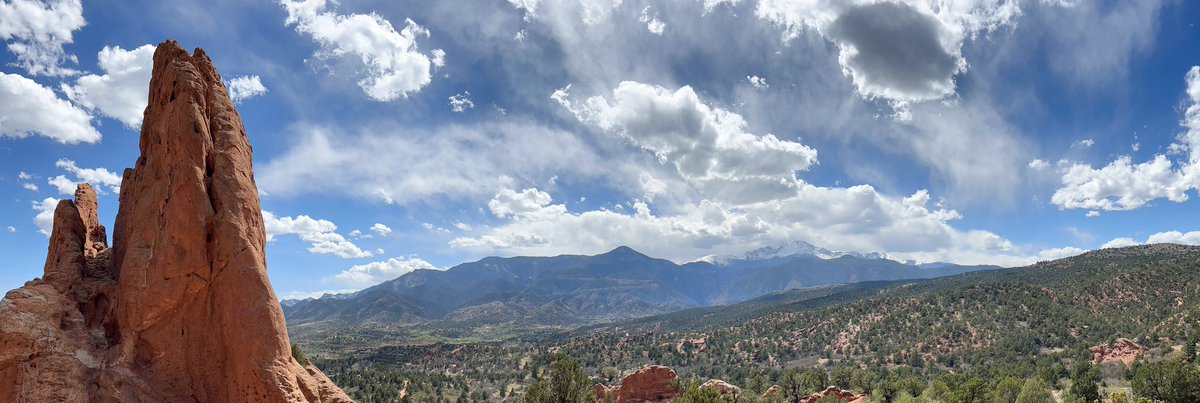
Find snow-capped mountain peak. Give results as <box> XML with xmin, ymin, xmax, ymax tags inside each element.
<box><xmin>698</xmin><ymin>240</ymin><xmax>892</xmax><ymax>267</ymax></box>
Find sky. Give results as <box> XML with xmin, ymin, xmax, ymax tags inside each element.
<box><xmin>1</xmin><ymin>0</ymin><xmax>1199</xmax><ymax>299</ymax></box>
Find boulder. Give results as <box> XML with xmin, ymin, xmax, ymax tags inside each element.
<box><xmin>616</xmin><ymin>365</ymin><xmax>678</xmax><ymax>402</ymax></box>
<box><xmin>700</xmin><ymin>379</ymin><xmax>741</xmax><ymax>396</ymax></box>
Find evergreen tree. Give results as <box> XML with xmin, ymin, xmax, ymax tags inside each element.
<box><xmin>1015</xmin><ymin>379</ymin><xmax>1054</xmax><ymax>403</ymax></box>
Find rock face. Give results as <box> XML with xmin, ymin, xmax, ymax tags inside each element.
<box><xmin>615</xmin><ymin>365</ymin><xmax>678</xmax><ymax>403</ymax></box>
<box><xmin>1092</xmin><ymin>338</ymin><xmax>1147</xmax><ymax>366</ymax></box>
<box><xmin>0</xmin><ymin>40</ymin><xmax>349</xmax><ymax>402</ymax></box>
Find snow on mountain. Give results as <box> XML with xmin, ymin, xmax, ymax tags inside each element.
<box><xmin>697</xmin><ymin>240</ymin><xmax>894</xmax><ymax>267</ymax></box>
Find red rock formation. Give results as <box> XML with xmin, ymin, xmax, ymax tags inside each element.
<box><xmin>762</xmin><ymin>385</ymin><xmax>783</xmax><ymax>400</ymax></box>
<box><xmin>0</xmin><ymin>40</ymin><xmax>349</xmax><ymax>402</ymax></box>
<box><xmin>613</xmin><ymin>365</ymin><xmax>678</xmax><ymax>403</ymax></box>
<box><xmin>1092</xmin><ymin>338</ymin><xmax>1146</xmax><ymax>366</ymax></box>
<box><xmin>593</xmin><ymin>383</ymin><xmax>618</xmax><ymax>401</ymax></box>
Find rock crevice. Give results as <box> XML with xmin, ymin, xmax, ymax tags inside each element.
<box><xmin>0</xmin><ymin>40</ymin><xmax>349</xmax><ymax>403</ymax></box>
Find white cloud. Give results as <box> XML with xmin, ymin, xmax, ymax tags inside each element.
<box><xmin>1097</xmin><ymin>231</ymin><xmax>1200</xmax><ymax>250</ymax></box>
<box><xmin>226</xmin><ymin>75</ymin><xmax>268</xmax><ymax>103</ymax></box>
<box><xmin>18</xmin><ymin>171</ymin><xmax>32</xmax><ymax>180</ymax></box>
<box><xmin>32</xmin><ymin>197</ymin><xmax>58</xmax><ymax>236</ymax></box>
<box><xmin>47</xmin><ymin>175</ymin><xmax>74</xmax><ymax>194</ymax></box>
<box><xmin>348</xmin><ymin>229</ymin><xmax>363</xmax><ymax>238</ymax></box>
<box><xmin>488</xmin><ymin>187</ymin><xmax>564</xmax><ymax>220</ymax></box>
<box><xmin>0</xmin><ymin>72</ymin><xmax>99</xmax><ymax>143</ymax></box>
<box><xmin>1101</xmin><ymin>237</ymin><xmax>1139</xmax><ymax>249</ymax></box>
<box><xmin>448</xmin><ymin>91</ymin><xmax>474</xmax><ymax>112</ymax></box>
<box><xmin>52</xmin><ymin>158</ymin><xmax>122</xmax><ymax>194</ymax></box>
<box><xmin>0</xmin><ymin>0</ymin><xmax>86</xmax><ymax>76</ymax></box>
<box><xmin>259</xmin><ymin>120</ymin><xmax>612</xmax><ymax>205</ymax></box>
<box><xmin>280</xmin><ymin>0</ymin><xmax>443</xmax><ymax>101</ymax></box>
<box><xmin>280</xmin><ymin>289</ymin><xmax>358</xmax><ymax>300</ymax></box>
<box><xmin>369</xmin><ymin>223</ymin><xmax>392</xmax><ymax>236</ymax></box>
<box><xmin>557</xmin><ymin>81</ymin><xmax>818</xmax><ymax>204</ymax></box>
<box><xmin>454</xmin><ymin>185</ymin><xmax>1027</xmax><ymax>266</ymax></box>
<box><xmin>5</xmin><ymin>226</ymin><xmax>14</xmax><ymax>233</ymax></box>
<box><xmin>753</xmin><ymin>0</ymin><xmax>1020</xmax><ymax>106</ymax></box>
<box><xmin>507</xmin><ymin>0</ymin><xmax>542</xmax><ymax>19</ymax></box>
<box><xmin>1036</xmin><ymin>246</ymin><xmax>1086</xmax><ymax>261</ymax></box>
<box><xmin>453</xmin><ymin>222</ymin><xmax>472</xmax><ymax>231</ymax></box>
<box><xmin>327</xmin><ymin>256</ymin><xmax>438</xmax><ymax>288</ymax></box>
<box><xmin>1051</xmin><ymin>66</ymin><xmax>1200</xmax><ymax>211</ymax></box>
<box><xmin>1146</xmin><ymin>231</ymin><xmax>1200</xmax><ymax>245</ymax></box>
<box><xmin>639</xmin><ymin>7</ymin><xmax>665</xmax><ymax>35</ymax></box>
<box><xmin>61</xmin><ymin>44</ymin><xmax>154</xmax><ymax>128</ymax></box>
<box><xmin>22</xmin><ymin>182</ymin><xmax>38</xmax><ymax>192</ymax></box>
<box><xmin>1071</xmin><ymin>138</ymin><xmax>1095</xmax><ymax>149</ymax></box>
<box><xmin>262</xmin><ymin>211</ymin><xmax>373</xmax><ymax>259</ymax></box>
<box><xmin>1028</xmin><ymin>159</ymin><xmax>1050</xmax><ymax>170</ymax></box>
<box><xmin>747</xmin><ymin>75</ymin><xmax>768</xmax><ymax>90</ymax></box>
<box><xmin>1086</xmin><ymin>210</ymin><xmax>1100</xmax><ymax>218</ymax></box>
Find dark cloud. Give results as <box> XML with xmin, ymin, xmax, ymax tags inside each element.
<box><xmin>826</xmin><ymin>2</ymin><xmax>961</xmax><ymax>101</ymax></box>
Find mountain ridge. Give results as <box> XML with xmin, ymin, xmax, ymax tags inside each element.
<box><xmin>283</xmin><ymin>244</ymin><xmax>996</xmax><ymax>337</ymax></box>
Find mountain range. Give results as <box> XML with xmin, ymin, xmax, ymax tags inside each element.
<box><xmin>282</xmin><ymin>242</ymin><xmax>996</xmax><ymax>332</ymax></box>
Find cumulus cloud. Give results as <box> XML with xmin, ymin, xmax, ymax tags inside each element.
<box><xmin>280</xmin><ymin>0</ymin><xmax>443</xmax><ymax>101</ymax></box>
<box><xmin>51</xmin><ymin>158</ymin><xmax>122</xmax><ymax>194</ymax></box>
<box><xmin>61</xmin><ymin>44</ymin><xmax>154</xmax><ymax>128</ymax></box>
<box><xmin>1101</xmin><ymin>237</ymin><xmax>1140</xmax><ymax>249</ymax></box>
<box><xmin>639</xmin><ymin>6</ymin><xmax>665</xmax><ymax>35</ymax></box>
<box><xmin>22</xmin><ymin>182</ymin><xmax>38</xmax><ymax>192</ymax></box>
<box><xmin>753</xmin><ymin>0</ymin><xmax>1019</xmax><ymax>105</ymax></box>
<box><xmin>448</xmin><ymin>91</ymin><xmax>474</xmax><ymax>112</ymax></box>
<box><xmin>5</xmin><ymin>226</ymin><xmax>14</xmax><ymax>233</ymax></box>
<box><xmin>1051</xmin><ymin>66</ymin><xmax>1200</xmax><ymax>211</ymax></box>
<box><xmin>326</xmin><ymin>256</ymin><xmax>437</xmax><ymax>288</ymax></box>
<box><xmin>262</xmin><ymin>211</ymin><xmax>373</xmax><ymax>259</ymax></box>
<box><xmin>369</xmin><ymin>223</ymin><xmax>392</xmax><ymax>236</ymax></box>
<box><xmin>1036</xmin><ymin>246</ymin><xmax>1086</xmax><ymax>261</ymax></box>
<box><xmin>32</xmin><ymin>197</ymin><xmax>58</xmax><ymax>236</ymax></box>
<box><xmin>556</xmin><ymin>81</ymin><xmax>818</xmax><ymax>203</ymax></box>
<box><xmin>259</xmin><ymin>120</ymin><xmax>613</xmax><ymax>205</ymax></box>
<box><xmin>454</xmin><ymin>185</ymin><xmax>1026</xmax><ymax>266</ymax></box>
<box><xmin>0</xmin><ymin>72</ymin><xmax>98</xmax><ymax>143</ymax></box>
<box><xmin>226</xmin><ymin>75</ymin><xmax>268</xmax><ymax>103</ymax></box>
<box><xmin>747</xmin><ymin>75</ymin><xmax>768</xmax><ymax>90</ymax></box>
<box><xmin>0</xmin><ymin>0</ymin><xmax>86</xmax><ymax>76</ymax></box>
<box><xmin>1071</xmin><ymin>138</ymin><xmax>1095</xmax><ymax>149</ymax></box>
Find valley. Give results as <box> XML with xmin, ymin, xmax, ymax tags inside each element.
<box><xmin>287</xmin><ymin>244</ymin><xmax>1200</xmax><ymax>402</ymax></box>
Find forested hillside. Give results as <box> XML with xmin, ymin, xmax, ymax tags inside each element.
<box><xmin>302</xmin><ymin>244</ymin><xmax>1200</xmax><ymax>402</ymax></box>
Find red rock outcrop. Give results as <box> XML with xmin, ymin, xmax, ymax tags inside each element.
<box><xmin>613</xmin><ymin>365</ymin><xmax>678</xmax><ymax>403</ymax></box>
<box><xmin>0</xmin><ymin>40</ymin><xmax>349</xmax><ymax>402</ymax></box>
<box><xmin>1092</xmin><ymin>338</ymin><xmax>1146</xmax><ymax>366</ymax></box>
<box><xmin>762</xmin><ymin>384</ymin><xmax>783</xmax><ymax>400</ymax></box>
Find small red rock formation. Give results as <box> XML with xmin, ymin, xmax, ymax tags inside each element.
<box><xmin>762</xmin><ymin>385</ymin><xmax>783</xmax><ymax>400</ymax></box>
<box><xmin>593</xmin><ymin>383</ymin><xmax>618</xmax><ymax>401</ymax></box>
<box><xmin>595</xmin><ymin>365</ymin><xmax>677</xmax><ymax>403</ymax></box>
<box><xmin>700</xmin><ymin>379</ymin><xmax>740</xmax><ymax>396</ymax></box>
<box><xmin>1092</xmin><ymin>338</ymin><xmax>1146</xmax><ymax>366</ymax></box>
<box><xmin>801</xmin><ymin>386</ymin><xmax>866</xmax><ymax>403</ymax></box>
<box><xmin>0</xmin><ymin>40</ymin><xmax>349</xmax><ymax>402</ymax></box>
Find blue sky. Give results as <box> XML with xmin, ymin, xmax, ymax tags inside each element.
<box><xmin>1</xmin><ymin>0</ymin><xmax>1198</xmax><ymax>299</ymax></box>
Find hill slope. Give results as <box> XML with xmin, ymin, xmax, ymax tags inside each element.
<box><xmin>283</xmin><ymin>246</ymin><xmax>992</xmax><ymax>333</ymax></box>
